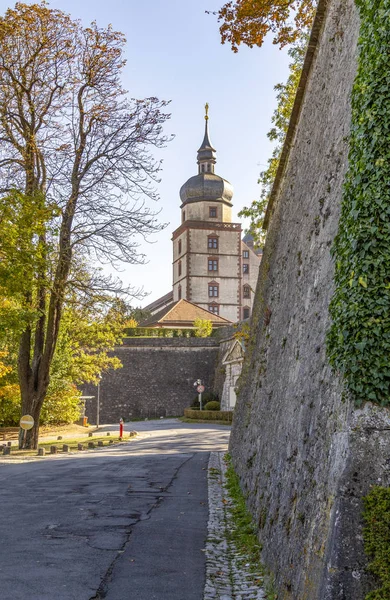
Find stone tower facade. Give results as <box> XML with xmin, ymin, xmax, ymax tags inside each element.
<box><xmin>171</xmin><ymin>108</ymin><xmax>260</xmax><ymax>322</ymax></box>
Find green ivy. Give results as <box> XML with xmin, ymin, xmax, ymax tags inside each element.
<box><xmin>327</xmin><ymin>0</ymin><xmax>390</xmax><ymax>406</ymax></box>
<box><xmin>363</xmin><ymin>486</ymin><xmax>390</xmax><ymax>599</ymax></box>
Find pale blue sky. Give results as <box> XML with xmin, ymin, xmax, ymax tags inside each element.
<box><xmin>1</xmin><ymin>1</ymin><xmax>291</xmax><ymax>306</ymax></box>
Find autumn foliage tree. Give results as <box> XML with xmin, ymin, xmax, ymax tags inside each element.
<box><xmin>210</xmin><ymin>0</ymin><xmax>316</xmax><ymax>51</ymax></box>
<box><xmin>0</xmin><ymin>2</ymin><xmax>171</xmax><ymax>448</ymax></box>
<box><xmin>210</xmin><ymin>0</ymin><xmax>317</xmax><ymax>243</ymax></box>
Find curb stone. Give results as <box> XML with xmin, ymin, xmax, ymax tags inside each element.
<box><xmin>204</xmin><ymin>451</ymin><xmax>266</xmax><ymax>600</ymax></box>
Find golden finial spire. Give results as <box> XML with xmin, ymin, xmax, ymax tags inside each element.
<box><xmin>205</xmin><ymin>102</ymin><xmax>209</xmax><ymax>121</ymax></box>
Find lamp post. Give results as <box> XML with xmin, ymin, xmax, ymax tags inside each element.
<box><xmin>96</xmin><ymin>375</ymin><xmax>102</xmax><ymax>429</ymax></box>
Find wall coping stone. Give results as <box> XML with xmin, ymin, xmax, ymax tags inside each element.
<box><xmin>121</xmin><ymin>337</ymin><xmax>219</xmax><ymax>348</ymax></box>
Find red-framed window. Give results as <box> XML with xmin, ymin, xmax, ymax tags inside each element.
<box><xmin>243</xmin><ymin>285</ymin><xmax>250</xmax><ymax>299</ymax></box>
<box><xmin>208</xmin><ymin>304</ymin><xmax>219</xmax><ymax>315</ymax></box>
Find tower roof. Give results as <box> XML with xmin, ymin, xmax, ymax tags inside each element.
<box><xmin>180</xmin><ymin>104</ymin><xmax>234</xmax><ymax>207</ymax></box>
<box><xmin>197</xmin><ymin>103</ymin><xmax>216</xmax><ymax>165</ymax></box>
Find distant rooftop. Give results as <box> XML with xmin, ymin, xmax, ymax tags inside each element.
<box><xmin>140</xmin><ymin>299</ymin><xmax>232</xmax><ymax>328</ymax></box>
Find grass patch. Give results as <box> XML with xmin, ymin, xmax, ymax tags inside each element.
<box><xmin>224</xmin><ymin>453</ymin><xmax>277</xmax><ymax>599</ymax></box>
<box><xmin>224</xmin><ymin>453</ymin><xmax>262</xmax><ymax>565</ymax></box>
<box><xmin>363</xmin><ymin>486</ymin><xmax>390</xmax><ymax>600</ymax></box>
<box><xmin>179</xmin><ymin>417</ymin><xmax>232</xmax><ymax>426</ymax></box>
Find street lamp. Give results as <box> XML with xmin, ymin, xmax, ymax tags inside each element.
<box><xmin>96</xmin><ymin>375</ymin><xmax>102</xmax><ymax>429</ymax></box>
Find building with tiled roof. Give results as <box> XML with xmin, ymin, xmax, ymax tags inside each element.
<box><xmin>141</xmin><ymin>299</ymin><xmax>231</xmax><ymax>329</ymax></box>
<box><xmin>144</xmin><ymin>106</ymin><xmax>261</xmax><ymax>324</ymax></box>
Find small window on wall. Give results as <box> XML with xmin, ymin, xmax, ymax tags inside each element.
<box><xmin>243</xmin><ymin>285</ymin><xmax>250</xmax><ymax>299</ymax></box>
<box><xmin>208</xmin><ymin>258</ymin><xmax>218</xmax><ymax>272</ymax></box>
<box><xmin>208</xmin><ymin>284</ymin><xmax>219</xmax><ymax>298</ymax></box>
<box><xmin>182</xmin><ymin>211</ymin><xmax>185</xmax><ymax>223</ymax></box>
<box><xmin>178</xmin><ymin>240</ymin><xmax>182</xmax><ymax>254</ymax></box>
<box><xmin>178</xmin><ymin>285</ymin><xmax>182</xmax><ymax>300</ymax></box>
<box><xmin>208</xmin><ymin>237</ymin><xmax>218</xmax><ymax>249</ymax></box>
<box><xmin>243</xmin><ymin>250</ymin><xmax>249</xmax><ymax>259</ymax></box>
<box><xmin>243</xmin><ymin>263</ymin><xmax>249</xmax><ymax>274</ymax></box>
<box><xmin>209</xmin><ymin>207</ymin><xmax>217</xmax><ymax>218</ymax></box>
<box><xmin>208</xmin><ymin>304</ymin><xmax>219</xmax><ymax>315</ymax></box>
<box><xmin>178</xmin><ymin>260</ymin><xmax>182</xmax><ymax>277</ymax></box>
<box><xmin>243</xmin><ymin>307</ymin><xmax>250</xmax><ymax>320</ymax></box>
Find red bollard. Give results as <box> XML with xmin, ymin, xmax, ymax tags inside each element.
<box><xmin>119</xmin><ymin>418</ymin><xmax>124</xmax><ymax>439</ymax></box>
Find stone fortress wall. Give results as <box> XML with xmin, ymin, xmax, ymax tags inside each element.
<box><xmin>83</xmin><ymin>337</ymin><xmax>219</xmax><ymax>423</ymax></box>
<box><xmin>229</xmin><ymin>1</ymin><xmax>390</xmax><ymax>599</ymax></box>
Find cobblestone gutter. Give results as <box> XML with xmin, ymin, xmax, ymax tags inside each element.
<box><xmin>204</xmin><ymin>452</ymin><xmax>266</xmax><ymax>600</ymax></box>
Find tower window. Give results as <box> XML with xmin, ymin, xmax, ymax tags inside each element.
<box><xmin>208</xmin><ymin>236</ymin><xmax>218</xmax><ymax>249</ymax></box>
<box><xmin>178</xmin><ymin>260</ymin><xmax>182</xmax><ymax>277</ymax></box>
<box><xmin>243</xmin><ymin>250</ymin><xmax>249</xmax><ymax>258</ymax></box>
<box><xmin>208</xmin><ymin>258</ymin><xmax>218</xmax><ymax>272</ymax></box>
<box><xmin>243</xmin><ymin>263</ymin><xmax>249</xmax><ymax>274</ymax></box>
<box><xmin>208</xmin><ymin>304</ymin><xmax>219</xmax><ymax>315</ymax></box>
<box><xmin>207</xmin><ymin>164</ymin><xmax>211</xmax><ymax>172</ymax></box>
<box><xmin>178</xmin><ymin>285</ymin><xmax>182</xmax><ymax>300</ymax></box>
<box><xmin>182</xmin><ymin>211</ymin><xmax>185</xmax><ymax>223</ymax></box>
<box><xmin>208</xmin><ymin>284</ymin><xmax>219</xmax><ymax>298</ymax></box>
<box><xmin>178</xmin><ymin>240</ymin><xmax>182</xmax><ymax>254</ymax></box>
<box><xmin>209</xmin><ymin>207</ymin><xmax>217</xmax><ymax>218</ymax></box>
<box><xmin>243</xmin><ymin>285</ymin><xmax>250</xmax><ymax>299</ymax></box>
<box><xmin>243</xmin><ymin>307</ymin><xmax>250</xmax><ymax>320</ymax></box>
<box><xmin>201</xmin><ymin>164</ymin><xmax>206</xmax><ymax>173</ymax></box>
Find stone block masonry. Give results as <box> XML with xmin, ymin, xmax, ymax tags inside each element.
<box><xmin>229</xmin><ymin>1</ymin><xmax>390</xmax><ymax>599</ymax></box>
<box><xmin>83</xmin><ymin>337</ymin><xmax>219</xmax><ymax>423</ymax></box>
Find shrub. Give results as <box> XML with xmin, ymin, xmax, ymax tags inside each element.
<box><xmin>194</xmin><ymin>318</ymin><xmax>213</xmax><ymax>337</ymax></box>
<box><xmin>192</xmin><ymin>391</ymin><xmax>219</xmax><ymax>408</ymax></box>
<box><xmin>204</xmin><ymin>400</ymin><xmax>221</xmax><ymax>411</ymax></box>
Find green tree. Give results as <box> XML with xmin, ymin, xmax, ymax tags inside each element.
<box><xmin>0</xmin><ymin>288</ymin><xmax>126</xmax><ymax>426</ymax></box>
<box><xmin>0</xmin><ymin>3</ymin><xmax>171</xmax><ymax>448</ymax></box>
<box><xmin>209</xmin><ymin>1</ymin><xmax>316</xmax><ymax>245</ymax></box>
<box><xmin>39</xmin><ymin>294</ymin><xmax>124</xmax><ymax>424</ymax></box>
<box><xmin>194</xmin><ymin>319</ymin><xmax>213</xmax><ymax>337</ymax></box>
<box><xmin>238</xmin><ymin>36</ymin><xmax>308</xmax><ymax>245</ymax></box>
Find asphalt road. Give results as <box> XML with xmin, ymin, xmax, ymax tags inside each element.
<box><xmin>0</xmin><ymin>419</ymin><xmax>229</xmax><ymax>600</ymax></box>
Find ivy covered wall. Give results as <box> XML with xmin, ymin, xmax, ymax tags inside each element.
<box><xmin>328</xmin><ymin>0</ymin><xmax>390</xmax><ymax>407</ymax></box>
<box><xmin>229</xmin><ymin>1</ymin><xmax>390</xmax><ymax>599</ymax></box>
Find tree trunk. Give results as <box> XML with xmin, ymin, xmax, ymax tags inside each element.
<box><xmin>18</xmin><ymin>403</ymin><xmax>41</xmax><ymax>449</ymax></box>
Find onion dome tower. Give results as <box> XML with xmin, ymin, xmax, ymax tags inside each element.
<box><xmin>172</xmin><ymin>105</ymin><xmax>242</xmax><ymax>323</ymax></box>
<box><xmin>179</xmin><ymin>103</ymin><xmax>234</xmax><ymax>223</ymax></box>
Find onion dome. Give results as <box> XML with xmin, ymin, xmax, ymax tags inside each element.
<box><xmin>180</xmin><ymin>104</ymin><xmax>234</xmax><ymax>207</ymax></box>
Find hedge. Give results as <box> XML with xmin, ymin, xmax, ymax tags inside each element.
<box><xmin>184</xmin><ymin>408</ymin><xmax>233</xmax><ymax>422</ymax></box>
